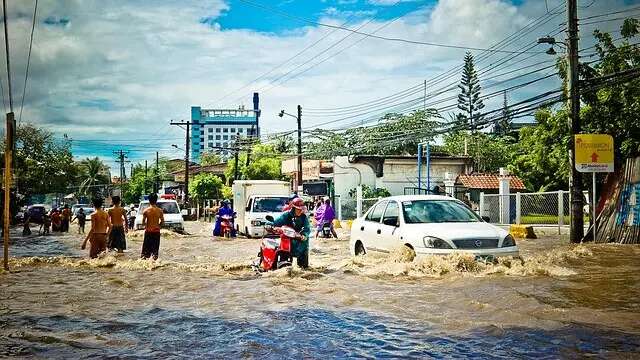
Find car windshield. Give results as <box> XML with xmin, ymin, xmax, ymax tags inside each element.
<box><xmin>402</xmin><ymin>200</ymin><xmax>480</xmax><ymax>224</ymax></box>
<box><xmin>253</xmin><ymin>197</ymin><xmax>288</xmax><ymax>213</ymax></box>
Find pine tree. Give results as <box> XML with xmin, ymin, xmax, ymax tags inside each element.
<box><xmin>494</xmin><ymin>90</ymin><xmax>513</xmax><ymax>136</ymax></box>
<box><xmin>457</xmin><ymin>52</ymin><xmax>485</xmax><ymax>128</ymax></box>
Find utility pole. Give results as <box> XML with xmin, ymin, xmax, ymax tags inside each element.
<box><xmin>155</xmin><ymin>151</ymin><xmax>159</xmax><ymax>193</ymax></box>
<box><xmin>567</xmin><ymin>0</ymin><xmax>584</xmax><ymax>242</ymax></box>
<box><xmin>170</xmin><ymin>120</ymin><xmax>193</xmax><ymax>204</ymax></box>
<box><xmin>3</xmin><ymin>112</ymin><xmax>14</xmax><ymax>271</ymax></box>
<box><xmin>234</xmin><ymin>134</ymin><xmax>240</xmax><ymax>183</ymax></box>
<box><xmin>144</xmin><ymin>160</ymin><xmax>148</xmax><ymax>194</ymax></box>
<box><xmin>297</xmin><ymin>105</ymin><xmax>302</xmax><ymax>191</ymax></box>
<box><xmin>113</xmin><ymin>150</ymin><xmax>129</xmax><ymax>191</ymax></box>
<box><xmin>245</xmin><ymin>124</ymin><xmax>255</xmax><ymax>170</ymax></box>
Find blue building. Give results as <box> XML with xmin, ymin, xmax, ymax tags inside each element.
<box><xmin>191</xmin><ymin>93</ymin><xmax>260</xmax><ymax>162</ymax></box>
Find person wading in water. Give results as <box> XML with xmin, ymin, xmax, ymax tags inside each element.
<box><xmin>81</xmin><ymin>198</ymin><xmax>111</xmax><ymax>258</ymax></box>
<box><xmin>107</xmin><ymin>196</ymin><xmax>128</xmax><ymax>253</ymax></box>
<box><xmin>141</xmin><ymin>193</ymin><xmax>164</xmax><ymax>260</ymax></box>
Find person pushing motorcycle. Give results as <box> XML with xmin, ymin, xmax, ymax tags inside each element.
<box><xmin>267</xmin><ymin>197</ymin><xmax>311</xmax><ymax>268</ymax></box>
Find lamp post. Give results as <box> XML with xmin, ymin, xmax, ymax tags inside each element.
<box><xmin>279</xmin><ymin>106</ymin><xmax>303</xmax><ymax>192</ymax></box>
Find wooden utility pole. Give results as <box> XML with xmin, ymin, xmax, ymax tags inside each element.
<box><xmin>567</xmin><ymin>0</ymin><xmax>584</xmax><ymax>242</ymax></box>
<box><xmin>144</xmin><ymin>160</ymin><xmax>148</xmax><ymax>194</ymax></box>
<box><xmin>297</xmin><ymin>105</ymin><xmax>302</xmax><ymax>191</ymax></box>
<box><xmin>3</xmin><ymin>112</ymin><xmax>14</xmax><ymax>271</ymax></box>
<box><xmin>234</xmin><ymin>133</ymin><xmax>240</xmax><ymax>182</ymax></box>
<box><xmin>154</xmin><ymin>151</ymin><xmax>159</xmax><ymax>193</ymax></box>
<box><xmin>170</xmin><ymin>120</ymin><xmax>193</xmax><ymax>203</ymax></box>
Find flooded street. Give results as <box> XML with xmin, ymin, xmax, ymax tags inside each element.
<box><xmin>1</xmin><ymin>222</ymin><xmax>640</xmax><ymax>358</ymax></box>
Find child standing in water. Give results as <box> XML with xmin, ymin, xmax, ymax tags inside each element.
<box><xmin>72</xmin><ymin>208</ymin><xmax>87</xmax><ymax>234</ymax></box>
<box><xmin>107</xmin><ymin>196</ymin><xmax>128</xmax><ymax>253</ymax></box>
<box><xmin>81</xmin><ymin>198</ymin><xmax>111</xmax><ymax>258</ymax></box>
<box><xmin>141</xmin><ymin>193</ymin><xmax>164</xmax><ymax>260</ymax></box>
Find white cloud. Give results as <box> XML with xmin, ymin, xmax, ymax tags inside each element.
<box><xmin>0</xmin><ymin>0</ymin><xmax>633</xmax><ymax>168</ymax></box>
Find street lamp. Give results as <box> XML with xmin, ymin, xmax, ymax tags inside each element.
<box><xmin>538</xmin><ymin>36</ymin><xmax>567</xmax><ymax>55</ymax></box>
<box><xmin>171</xmin><ymin>144</ymin><xmax>184</xmax><ymax>151</ymax></box>
<box><xmin>279</xmin><ymin>106</ymin><xmax>303</xmax><ymax>193</ymax></box>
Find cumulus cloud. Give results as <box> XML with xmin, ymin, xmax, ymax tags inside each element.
<box><xmin>0</xmin><ymin>0</ymin><xmax>633</xmax><ymax>166</ymax></box>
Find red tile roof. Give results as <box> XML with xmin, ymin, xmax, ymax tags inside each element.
<box><xmin>457</xmin><ymin>174</ymin><xmax>527</xmax><ymax>190</ymax></box>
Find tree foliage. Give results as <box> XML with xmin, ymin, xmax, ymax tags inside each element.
<box><xmin>12</xmin><ymin>124</ymin><xmax>80</xmax><ymax>200</ymax></box>
<box><xmin>457</xmin><ymin>52</ymin><xmax>485</xmax><ymax>126</ymax></box>
<box><xmin>442</xmin><ymin>131</ymin><xmax>514</xmax><ymax>173</ymax></box>
<box><xmin>225</xmin><ymin>142</ymin><xmax>284</xmax><ymax>184</ymax></box>
<box><xmin>348</xmin><ymin>185</ymin><xmax>391</xmax><ymax>199</ymax></box>
<box><xmin>189</xmin><ymin>173</ymin><xmax>223</xmax><ymax>200</ymax></box>
<box><xmin>200</xmin><ymin>151</ymin><xmax>223</xmax><ymax>166</ymax></box>
<box><xmin>305</xmin><ymin>109</ymin><xmax>442</xmax><ymax>158</ymax></box>
<box><xmin>78</xmin><ymin>157</ymin><xmax>111</xmax><ymax>197</ymax></box>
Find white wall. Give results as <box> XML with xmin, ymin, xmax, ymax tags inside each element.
<box><xmin>333</xmin><ymin>156</ymin><xmax>468</xmax><ymax>200</ymax></box>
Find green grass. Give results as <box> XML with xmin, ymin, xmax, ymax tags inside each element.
<box><xmin>521</xmin><ymin>214</ymin><xmax>589</xmax><ymax>225</ymax></box>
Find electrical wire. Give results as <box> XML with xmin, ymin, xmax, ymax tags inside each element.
<box><xmin>18</xmin><ymin>0</ymin><xmax>38</xmax><ymax>125</ymax></box>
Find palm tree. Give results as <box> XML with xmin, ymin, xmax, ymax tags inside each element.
<box><xmin>79</xmin><ymin>157</ymin><xmax>110</xmax><ymax>197</ymax></box>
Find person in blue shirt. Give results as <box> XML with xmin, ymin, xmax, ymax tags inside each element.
<box><xmin>269</xmin><ymin>197</ymin><xmax>311</xmax><ymax>268</ymax></box>
<box><xmin>213</xmin><ymin>199</ymin><xmax>236</xmax><ymax>237</ymax></box>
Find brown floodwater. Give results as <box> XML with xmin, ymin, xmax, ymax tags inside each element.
<box><xmin>1</xmin><ymin>222</ymin><xmax>639</xmax><ymax>358</ymax></box>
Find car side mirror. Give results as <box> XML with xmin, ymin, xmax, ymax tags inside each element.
<box><xmin>265</xmin><ymin>215</ymin><xmax>275</xmax><ymax>222</ymax></box>
<box><xmin>382</xmin><ymin>218</ymin><xmax>399</xmax><ymax>227</ymax></box>
<box><xmin>481</xmin><ymin>216</ymin><xmax>491</xmax><ymax>222</ymax></box>
<box><xmin>245</xmin><ymin>206</ymin><xmax>250</xmax><ymax>211</ymax></box>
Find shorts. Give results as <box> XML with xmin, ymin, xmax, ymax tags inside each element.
<box><xmin>141</xmin><ymin>231</ymin><xmax>161</xmax><ymax>260</ymax></box>
<box><xmin>90</xmin><ymin>233</ymin><xmax>108</xmax><ymax>258</ymax></box>
<box><xmin>109</xmin><ymin>225</ymin><xmax>127</xmax><ymax>250</ymax></box>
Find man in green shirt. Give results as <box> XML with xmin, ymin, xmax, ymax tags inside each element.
<box><xmin>269</xmin><ymin>197</ymin><xmax>311</xmax><ymax>268</ymax></box>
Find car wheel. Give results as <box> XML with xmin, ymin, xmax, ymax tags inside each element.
<box><xmin>355</xmin><ymin>241</ymin><xmax>366</xmax><ymax>256</ymax></box>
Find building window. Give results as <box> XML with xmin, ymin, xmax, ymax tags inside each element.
<box><xmin>200</xmin><ymin>145</ymin><xmax>204</xmax><ymax>149</ymax></box>
<box><xmin>223</xmin><ymin>135</ymin><xmax>228</xmax><ymax>140</ymax></box>
<box><xmin>216</xmin><ymin>135</ymin><xmax>221</xmax><ymax>140</ymax></box>
<box><xmin>209</xmin><ymin>143</ymin><xmax>213</xmax><ymax>148</ymax></box>
<box><xmin>223</xmin><ymin>128</ymin><xmax>229</xmax><ymax>133</ymax></box>
<box><xmin>216</xmin><ymin>128</ymin><xmax>221</xmax><ymax>133</ymax></box>
<box><xmin>223</xmin><ymin>142</ymin><xmax>228</xmax><ymax>148</ymax></box>
<box><xmin>208</xmin><ymin>128</ymin><xmax>213</xmax><ymax>133</ymax></box>
<box><xmin>231</xmin><ymin>128</ymin><xmax>235</xmax><ymax>133</ymax></box>
<box><xmin>230</xmin><ymin>135</ymin><xmax>236</xmax><ymax>140</ymax></box>
<box><xmin>208</xmin><ymin>135</ymin><xmax>213</xmax><ymax>140</ymax></box>
<box><xmin>216</xmin><ymin>142</ymin><xmax>221</xmax><ymax>147</ymax></box>
<box><xmin>238</xmin><ymin>128</ymin><xmax>243</xmax><ymax>133</ymax></box>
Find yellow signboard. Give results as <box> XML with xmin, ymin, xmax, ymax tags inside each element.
<box><xmin>575</xmin><ymin>134</ymin><xmax>614</xmax><ymax>173</ymax></box>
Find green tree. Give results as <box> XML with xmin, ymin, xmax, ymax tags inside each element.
<box><xmin>200</xmin><ymin>151</ymin><xmax>222</xmax><ymax>166</ymax></box>
<box><xmin>349</xmin><ymin>185</ymin><xmax>391</xmax><ymax>199</ymax></box>
<box><xmin>221</xmin><ymin>185</ymin><xmax>233</xmax><ymax>200</ymax></box>
<box><xmin>225</xmin><ymin>142</ymin><xmax>284</xmax><ymax>183</ymax></box>
<box><xmin>122</xmin><ymin>164</ymin><xmax>150</xmax><ymax>204</ymax></box>
<box><xmin>12</xmin><ymin>124</ymin><xmax>79</xmax><ymax>200</ymax></box>
<box><xmin>78</xmin><ymin>157</ymin><xmax>111</xmax><ymax>197</ymax></box>
<box><xmin>442</xmin><ymin>131</ymin><xmax>514</xmax><ymax>173</ymax></box>
<box><xmin>457</xmin><ymin>51</ymin><xmax>485</xmax><ymax>126</ymax></box>
<box><xmin>494</xmin><ymin>91</ymin><xmax>513</xmax><ymax>136</ymax></box>
<box><xmin>189</xmin><ymin>173</ymin><xmax>224</xmax><ymax>200</ymax></box>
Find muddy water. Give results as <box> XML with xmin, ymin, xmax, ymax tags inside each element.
<box><xmin>1</xmin><ymin>223</ymin><xmax>639</xmax><ymax>358</ymax></box>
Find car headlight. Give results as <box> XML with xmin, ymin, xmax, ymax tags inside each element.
<box><xmin>502</xmin><ymin>234</ymin><xmax>516</xmax><ymax>247</ymax></box>
<box><xmin>423</xmin><ymin>236</ymin><xmax>452</xmax><ymax>249</ymax></box>
<box><xmin>251</xmin><ymin>220</ymin><xmax>263</xmax><ymax>226</ymax></box>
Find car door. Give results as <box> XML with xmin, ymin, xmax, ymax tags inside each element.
<box><xmin>359</xmin><ymin>201</ymin><xmax>386</xmax><ymax>252</ymax></box>
<box><xmin>379</xmin><ymin>201</ymin><xmax>401</xmax><ymax>251</ymax></box>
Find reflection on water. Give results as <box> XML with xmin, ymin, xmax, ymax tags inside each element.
<box><xmin>2</xmin><ymin>223</ymin><xmax>640</xmax><ymax>358</ymax></box>
<box><xmin>2</xmin><ymin>308</ymin><xmax>639</xmax><ymax>358</ymax></box>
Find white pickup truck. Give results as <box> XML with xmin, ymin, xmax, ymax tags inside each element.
<box><xmin>232</xmin><ymin>180</ymin><xmax>291</xmax><ymax>238</ymax></box>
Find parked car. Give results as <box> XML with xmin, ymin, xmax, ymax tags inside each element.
<box><xmin>134</xmin><ymin>199</ymin><xmax>184</xmax><ymax>232</ymax></box>
<box><xmin>350</xmin><ymin>195</ymin><xmax>519</xmax><ymax>258</ymax></box>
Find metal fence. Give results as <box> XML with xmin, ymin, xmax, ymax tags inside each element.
<box><xmin>480</xmin><ymin>190</ymin><xmax>591</xmax><ymax>228</ymax></box>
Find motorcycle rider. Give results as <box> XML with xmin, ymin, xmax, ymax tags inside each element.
<box><xmin>213</xmin><ymin>199</ymin><xmax>236</xmax><ymax>237</ymax></box>
<box><xmin>268</xmin><ymin>197</ymin><xmax>311</xmax><ymax>268</ymax></box>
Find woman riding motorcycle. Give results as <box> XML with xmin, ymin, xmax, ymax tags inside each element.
<box><xmin>267</xmin><ymin>197</ymin><xmax>311</xmax><ymax>268</ymax></box>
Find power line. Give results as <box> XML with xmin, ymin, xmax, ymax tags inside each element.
<box><xmin>236</xmin><ymin>0</ymin><xmax>545</xmax><ymax>54</ymax></box>
<box><xmin>578</xmin><ymin>6</ymin><xmax>640</xmax><ymax>21</ymax></box>
<box><xmin>2</xmin><ymin>0</ymin><xmax>13</xmax><ymax>112</ymax></box>
<box><xmin>580</xmin><ymin>16</ymin><xmax>638</xmax><ymax>26</ymax></box>
<box><xmin>18</xmin><ymin>0</ymin><xmax>38</xmax><ymax>125</ymax></box>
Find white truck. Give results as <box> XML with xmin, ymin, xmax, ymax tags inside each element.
<box><xmin>232</xmin><ymin>180</ymin><xmax>291</xmax><ymax>238</ymax></box>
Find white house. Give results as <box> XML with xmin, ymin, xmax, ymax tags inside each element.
<box><xmin>333</xmin><ymin>154</ymin><xmax>472</xmax><ymax>200</ymax></box>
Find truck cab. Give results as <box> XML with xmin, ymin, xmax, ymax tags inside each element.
<box><xmin>232</xmin><ymin>180</ymin><xmax>291</xmax><ymax>238</ymax></box>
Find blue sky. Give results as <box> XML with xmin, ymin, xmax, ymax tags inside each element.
<box><xmin>2</xmin><ymin>0</ymin><xmax>636</xmax><ymax>173</ymax></box>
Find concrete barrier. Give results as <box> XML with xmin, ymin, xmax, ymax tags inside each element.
<box><xmin>510</xmin><ymin>224</ymin><xmax>537</xmax><ymax>239</ymax></box>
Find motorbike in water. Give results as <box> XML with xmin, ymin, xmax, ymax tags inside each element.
<box><xmin>219</xmin><ymin>214</ymin><xmax>234</xmax><ymax>238</ymax></box>
<box><xmin>252</xmin><ymin>215</ymin><xmax>299</xmax><ymax>272</ymax></box>
<box><xmin>321</xmin><ymin>221</ymin><xmax>332</xmax><ymax>238</ymax></box>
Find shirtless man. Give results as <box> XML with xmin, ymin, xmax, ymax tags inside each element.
<box><xmin>107</xmin><ymin>196</ymin><xmax>128</xmax><ymax>253</ymax></box>
<box><xmin>141</xmin><ymin>193</ymin><xmax>164</xmax><ymax>260</ymax></box>
<box><xmin>81</xmin><ymin>198</ymin><xmax>111</xmax><ymax>258</ymax></box>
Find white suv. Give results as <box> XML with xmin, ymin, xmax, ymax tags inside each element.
<box><xmin>134</xmin><ymin>200</ymin><xmax>185</xmax><ymax>232</ymax></box>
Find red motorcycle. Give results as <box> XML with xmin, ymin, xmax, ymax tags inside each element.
<box><xmin>220</xmin><ymin>215</ymin><xmax>234</xmax><ymax>238</ymax></box>
<box><xmin>253</xmin><ymin>215</ymin><xmax>298</xmax><ymax>271</ymax></box>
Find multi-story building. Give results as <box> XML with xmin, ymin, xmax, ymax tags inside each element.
<box><xmin>190</xmin><ymin>93</ymin><xmax>260</xmax><ymax>162</ymax></box>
